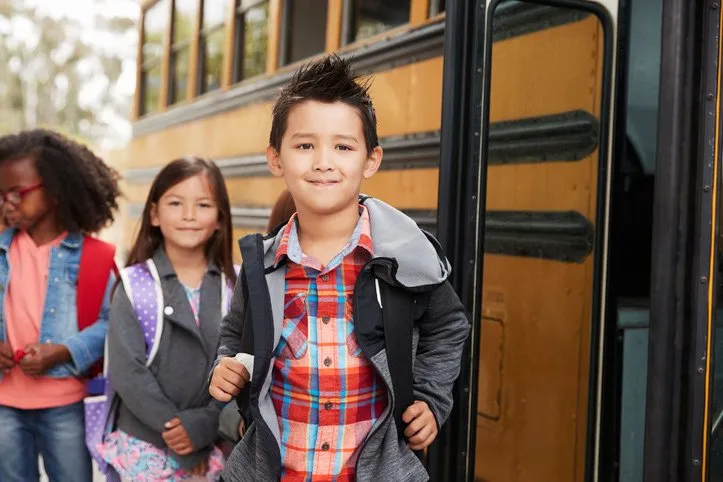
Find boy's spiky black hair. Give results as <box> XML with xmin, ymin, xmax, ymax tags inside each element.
<box><xmin>270</xmin><ymin>54</ymin><xmax>379</xmax><ymax>153</ymax></box>
<box><xmin>0</xmin><ymin>128</ymin><xmax>121</xmax><ymax>233</ymax></box>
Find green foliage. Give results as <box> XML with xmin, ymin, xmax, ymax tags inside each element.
<box><xmin>0</xmin><ymin>0</ymin><xmax>137</xmax><ymax>146</ymax></box>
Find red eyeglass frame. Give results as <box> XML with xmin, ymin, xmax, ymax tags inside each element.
<box><xmin>0</xmin><ymin>183</ymin><xmax>44</xmax><ymax>207</ymax></box>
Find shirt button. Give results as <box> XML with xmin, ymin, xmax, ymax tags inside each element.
<box><xmin>50</xmin><ymin>308</ymin><xmax>56</xmax><ymax>314</ymax></box>
<box><xmin>54</xmin><ymin>277</ymin><xmax>59</xmax><ymax>283</ymax></box>
<box><xmin>321</xmin><ymin>274</ymin><xmax>329</xmax><ymax>282</ymax></box>
<box><xmin>321</xmin><ymin>442</ymin><xmax>330</xmax><ymax>451</ymax></box>
<box><xmin>324</xmin><ymin>401</ymin><xmax>333</xmax><ymax>410</ymax></box>
<box><xmin>164</xmin><ymin>306</ymin><xmax>174</xmax><ymax>316</ymax></box>
<box><xmin>58</xmin><ymin>253</ymin><xmax>63</xmax><ymax>258</ymax></box>
<box><xmin>322</xmin><ymin>316</ymin><xmax>330</xmax><ymax>324</ymax></box>
<box><xmin>323</xmin><ymin>357</ymin><xmax>332</xmax><ymax>367</ymax></box>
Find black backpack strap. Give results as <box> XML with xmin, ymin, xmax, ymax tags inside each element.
<box><xmin>379</xmin><ymin>280</ymin><xmax>415</xmax><ymax>439</ymax></box>
<box><xmin>233</xmin><ymin>267</ymin><xmax>253</xmax><ymax>415</ymax></box>
<box><xmin>236</xmin><ymin>234</ymin><xmax>274</xmax><ymax>411</ymax></box>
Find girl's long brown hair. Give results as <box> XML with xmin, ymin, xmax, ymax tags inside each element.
<box><xmin>126</xmin><ymin>157</ymin><xmax>237</xmax><ymax>285</ymax></box>
<box><xmin>266</xmin><ymin>189</ymin><xmax>296</xmax><ymax>233</ymax></box>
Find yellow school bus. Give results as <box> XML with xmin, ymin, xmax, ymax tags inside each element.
<box><xmin>115</xmin><ymin>0</ymin><xmax>723</xmax><ymax>481</ymax></box>
<box><xmin>116</xmin><ymin>0</ymin><xmax>446</xmax><ymax>263</ymax></box>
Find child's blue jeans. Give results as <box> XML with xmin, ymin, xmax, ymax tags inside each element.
<box><xmin>0</xmin><ymin>401</ymin><xmax>92</xmax><ymax>482</ymax></box>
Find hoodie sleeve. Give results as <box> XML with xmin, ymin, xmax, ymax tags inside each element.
<box><xmin>209</xmin><ymin>270</ymin><xmax>248</xmax><ymax>383</ymax></box>
<box><xmin>412</xmin><ymin>281</ymin><xmax>470</xmax><ymax>428</ymax></box>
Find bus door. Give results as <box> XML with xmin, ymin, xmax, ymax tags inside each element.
<box><xmin>430</xmin><ymin>0</ymin><xmax>619</xmax><ymax>480</ymax></box>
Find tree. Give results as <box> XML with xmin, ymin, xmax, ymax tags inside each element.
<box><xmin>0</xmin><ymin>0</ymin><xmax>138</xmax><ymax>148</ymax></box>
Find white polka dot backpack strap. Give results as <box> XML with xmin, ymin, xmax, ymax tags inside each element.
<box><xmin>119</xmin><ymin>259</ymin><xmax>165</xmax><ymax>367</ymax></box>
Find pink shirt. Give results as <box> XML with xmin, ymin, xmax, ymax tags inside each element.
<box><xmin>0</xmin><ymin>230</ymin><xmax>87</xmax><ymax>409</ymax></box>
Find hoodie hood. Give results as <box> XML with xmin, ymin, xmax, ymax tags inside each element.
<box><xmin>258</xmin><ymin>196</ymin><xmax>451</xmax><ymax>289</ymax></box>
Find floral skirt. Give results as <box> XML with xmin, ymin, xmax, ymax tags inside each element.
<box><xmin>97</xmin><ymin>430</ymin><xmax>225</xmax><ymax>482</ymax></box>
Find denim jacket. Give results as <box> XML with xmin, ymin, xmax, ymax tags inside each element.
<box><xmin>0</xmin><ymin>228</ymin><xmax>113</xmax><ymax>379</ymax></box>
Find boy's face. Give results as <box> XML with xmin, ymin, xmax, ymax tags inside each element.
<box><xmin>267</xmin><ymin>100</ymin><xmax>382</xmax><ymax>217</ymax></box>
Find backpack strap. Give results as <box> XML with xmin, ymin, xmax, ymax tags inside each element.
<box><xmin>119</xmin><ymin>260</ymin><xmax>164</xmax><ymax>366</ymax></box>
<box><xmin>120</xmin><ymin>260</ymin><xmax>239</xmax><ymax>366</ymax></box>
<box><xmin>377</xmin><ymin>278</ymin><xmax>415</xmax><ymax>440</ymax></box>
<box><xmin>78</xmin><ymin>235</ymin><xmax>117</xmax><ymax>382</ymax></box>
<box><xmin>77</xmin><ymin>236</ymin><xmax>117</xmax><ymax>331</ymax></box>
<box><xmin>236</xmin><ymin>235</ymin><xmax>269</xmax><ymax>412</ymax></box>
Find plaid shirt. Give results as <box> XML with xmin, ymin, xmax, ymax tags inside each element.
<box><xmin>271</xmin><ymin>206</ymin><xmax>388</xmax><ymax>481</ymax></box>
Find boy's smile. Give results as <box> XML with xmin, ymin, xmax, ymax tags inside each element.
<box><xmin>267</xmin><ymin>100</ymin><xmax>383</xmax><ymax>217</ymax></box>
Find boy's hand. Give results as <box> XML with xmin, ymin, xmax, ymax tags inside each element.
<box><xmin>209</xmin><ymin>357</ymin><xmax>249</xmax><ymax>402</ymax></box>
<box><xmin>19</xmin><ymin>344</ymin><xmax>70</xmax><ymax>376</ymax></box>
<box><xmin>402</xmin><ymin>400</ymin><xmax>438</xmax><ymax>450</ymax></box>
<box><xmin>163</xmin><ymin>417</ymin><xmax>194</xmax><ymax>455</ymax></box>
<box><xmin>0</xmin><ymin>342</ymin><xmax>14</xmax><ymax>372</ymax></box>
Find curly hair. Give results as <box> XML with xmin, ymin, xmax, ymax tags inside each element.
<box><xmin>0</xmin><ymin>129</ymin><xmax>121</xmax><ymax>233</ymax></box>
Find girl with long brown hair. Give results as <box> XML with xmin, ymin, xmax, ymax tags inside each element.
<box><xmin>266</xmin><ymin>189</ymin><xmax>296</xmax><ymax>233</ymax></box>
<box><xmin>99</xmin><ymin>157</ymin><xmax>236</xmax><ymax>481</ymax></box>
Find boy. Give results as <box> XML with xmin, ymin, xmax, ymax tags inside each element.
<box><xmin>209</xmin><ymin>55</ymin><xmax>469</xmax><ymax>481</ymax></box>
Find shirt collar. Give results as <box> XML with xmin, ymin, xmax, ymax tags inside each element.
<box><xmin>274</xmin><ymin>205</ymin><xmax>374</xmax><ymax>268</ymax></box>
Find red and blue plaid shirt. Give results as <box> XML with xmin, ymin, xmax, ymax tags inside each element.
<box><xmin>271</xmin><ymin>206</ymin><xmax>388</xmax><ymax>481</ymax></box>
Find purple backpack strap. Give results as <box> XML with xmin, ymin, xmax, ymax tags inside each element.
<box><xmin>119</xmin><ymin>260</ymin><xmax>164</xmax><ymax>365</ymax></box>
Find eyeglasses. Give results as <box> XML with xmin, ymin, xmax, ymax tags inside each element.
<box><xmin>0</xmin><ymin>183</ymin><xmax>44</xmax><ymax>208</ymax></box>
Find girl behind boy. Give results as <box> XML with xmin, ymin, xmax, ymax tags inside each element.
<box><xmin>100</xmin><ymin>157</ymin><xmax>237</xmax><ymax>481</ymax></box>
<box><xmin>266</xmin><ymin>189</ymin><xmax>296</xmax><ymax>233</ymax></box>
<box><xmin>0</xmin><ymin>129</ymin><xmax>121</xmax><ymax>481</ymax></box>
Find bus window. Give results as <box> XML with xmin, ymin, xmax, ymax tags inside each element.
<box><xmin>140</xmin><ymin>0</ymin><xmax>168</xmax><ymax>116</ymax></box>
<box><xmin>625</xmin><ymin>0</ymin><xmax>662</xmax><ymax>175</ymax></box>
<box><xmin>429</xmin><ymin>0</ymin><xmax>445</xmax><ymax>16</ymax></box>
<box><xmin>475</xmin><ymin>1</ymin><xmax>607</xmax><ymax>481</ymax></box>
<box><xmin>233</xmin><ymin>0</ymin><xmax>269</xmax><ymax>82</ymax></box>
<box><xmin>343</xmin><ymin>0</ymin><xmax>411</xmax><ymax>45</ymax></box>
<box><xmin>280</xmin><ymin>0</ymin><xmax>327</xmax><ymax>66</ymax></box>
<box><xmin>169</xmin><ymin>0</ymin><xmax>195</xmax><ymax>104</ymax></box>
<box><xmin>199</xmin><ymin>0</ymin><xmax>227</xmax><ymax>94</ymax></box>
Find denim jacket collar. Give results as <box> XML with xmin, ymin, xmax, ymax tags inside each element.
<box><xmin>0</xmin><ymin>229</ymin><xmax>83</xmax><ymax>253</ymax></box>
<box><xmin>0</xmin><ymin>228</ymin><xmax>17</xmax><ymax>252</ymax></box>
<box><xmin>60</xmin><ymin>232</ymin><xmax>83</xmax><ymax>249</ymax></box>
